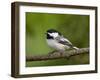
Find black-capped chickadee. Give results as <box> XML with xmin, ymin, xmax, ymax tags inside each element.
<box><xmin>46</xmin><ymin>29</ymin><xmax>79</xmax><ymax>53</ymax></box>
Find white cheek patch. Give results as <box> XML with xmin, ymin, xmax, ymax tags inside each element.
<box><xmin>49</xmin><ymin>32</ymin><xmax>58</xmax><ymax>38</ymax></box>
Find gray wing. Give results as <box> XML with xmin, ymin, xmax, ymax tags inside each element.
<box><xmin>55</xmin><ymin>36</ymin><xmax>73</xmax><ymax>48</ymax></box>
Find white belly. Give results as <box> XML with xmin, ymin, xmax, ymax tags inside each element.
<box><xmin>46</xmin><ymin>39</ymin><xmax>66</xmax><ymax>51</ymax></box>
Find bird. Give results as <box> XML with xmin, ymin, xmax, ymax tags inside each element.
<box><xmin>45</xmin><ymin>29</ymin><xmax>79</xmax><ymax>53</ymax></box>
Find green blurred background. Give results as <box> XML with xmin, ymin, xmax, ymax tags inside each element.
<box><xmin>26</xmin><ymin>12</ymin><xmax>89</xmax><ymax>67</ymax></box>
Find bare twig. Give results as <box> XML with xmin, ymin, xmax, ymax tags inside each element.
<box><xmin>26</xmin><ymin>48</ymin><xmax>89</xmax><ymax>61</ymax></box>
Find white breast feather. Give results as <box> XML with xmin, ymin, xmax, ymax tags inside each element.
<box><xmin>46</xmin><ymin>39</ymin><xmax>68</xmax><ymax>51</ymax></box>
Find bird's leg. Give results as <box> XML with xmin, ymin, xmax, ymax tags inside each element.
<box><xmin>60</xmin><ymin>52</ymin><xmax>63</xmax><ymax>57</ymax></box>
<box><xmin>48</xmin><ymin>50</ymin><xmax>57</xmax><ymax>56</ymax></box>
<box><xmin>58</xmin><ymin>50</ymin><xmax>65</xmax><ymax>57</ymax></box>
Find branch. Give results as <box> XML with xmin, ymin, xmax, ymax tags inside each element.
<box><xmin>26</xmin><ymin>48</ymin><xmax>89</xmax><ymax>61</ymax></box>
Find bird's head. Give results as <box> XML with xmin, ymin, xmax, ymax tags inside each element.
<box><xmin>46</xmin><ymin>29</ymin><xmax>61</xmax><ymax>39</ymax></box>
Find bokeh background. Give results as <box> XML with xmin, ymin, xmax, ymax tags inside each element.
<box><xmin>26</xmin><ymin>12</ymin><xmax>89</xmax><ymax>67</ymax></box>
